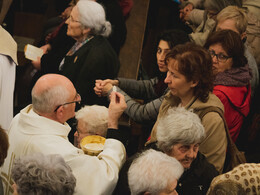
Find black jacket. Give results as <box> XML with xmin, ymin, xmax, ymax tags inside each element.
<box><xmin>176</xmin><ymin>152</ymin><xmax>219</xmax><ymax>195</ymax></box>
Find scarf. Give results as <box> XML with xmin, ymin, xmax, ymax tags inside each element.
<box><xmin>214</xmin><ymin>64</ymin><xmax>252</xmax><ymax>87</ymax></box>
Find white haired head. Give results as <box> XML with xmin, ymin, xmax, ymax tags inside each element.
<box><xmin>77</xmin><ymin>0</ymin><xmax>111</xmax><ymax>37</ymax></box>
<box><xmin>75</xmin><ymin>105</ymin><xmax>108</xmax><ymax>137</ymax></box>
<box><xmin>157</xmin><ymin>107</ymin><xmax>205</xmax><ymax>153</ymax></box>
<box><xmin>128</xmin><ymin>149</ymin><xmax>184</xmax><ymax>195</ymax></box>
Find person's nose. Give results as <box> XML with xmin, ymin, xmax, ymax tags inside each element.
<box><xmin>187</xmin><ymin>148</ymin><xmax>196</xmax><ymax>159</ymax></box>
<box><xmin>158</xmin><ymin>52</ymin><xmax>166</xmax><ymax>62</ymax></box>
<box><xmin>164</xmin><ymin>71</ymin><xmax>170</xmax><ymax>84</ymax></box>
<box><xmin>212</xmin><ymin>55</ymin><xmax>218</xmax><ymax>64</ymax></box>
<box><xmin>65</xmin><ymin>17</ymin><xmax>70</xmax><ymax>25</ymax></box>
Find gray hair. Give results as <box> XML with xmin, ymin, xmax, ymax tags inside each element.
<box><xmin>204</xmin><ymin>0</ymin><xmax>242</xmax><ymax>13</ymax></box>
<box><xmin>216</xmin><ymin>6</ymin><xmax>248</xmax><ymax>34</ymax></box>
<box><xmin>128</xmin><ymin>149</ymin><xmax>184</xmax><ymax>195</ymax></box>
<box><xmin>11</xmin><ymin>153</ymin><xmax>76</xmax><ymax>195</ymax></box>
<box><xmin>32</xmin><ymin>85</ymin><xmax>70</xmax><ymax>113</ymax></box>
<box><xmin>77</xmin><ymin>0</ymin><xmax>111</xmax><ymax>37</ymax></box>
<box><xmin>157</xmin><ymin>107</ymin><xmax>205</xmax><ymax>154</ymax></box>
<box><xmin>75</xmin><ymin>105</ymin><xmax>108</xmax><ymax>136</ymax></box>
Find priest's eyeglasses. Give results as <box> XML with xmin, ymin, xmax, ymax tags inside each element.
<box><xmin>54</xmin><ymin>93</ymin><xmax>81</xmax><ymax>112</ymax></box>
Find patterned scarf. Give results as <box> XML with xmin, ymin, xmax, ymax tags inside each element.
<box><xmin>214</xmin><ymin>64</ymin><xmax>252</xmax><ymax>87</ymax></box>
<box><xmin>66</xmin><ymin>36</ymin><xmax>94</xmax><ymax>56</ymax></box>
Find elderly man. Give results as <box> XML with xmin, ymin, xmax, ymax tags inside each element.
<box><xmin>74</xmin><ymin>105</ymin><xmax>108</xmax><ymax>147</ymax></box>
<box><xmin>128</xmin><ymin>149</ymin><xmax>184</xmax><ymax>195</ymax></box>
<box><xmin>215</xmin><ymin>5</ymin><xmax>259</xmax><ymax>96</ymax></box>
<box><xmin>113</xmin><ymin>107</ymin><xmax>218</xmax><ymax>195</ymax></box>
<box><xmin>1</xmin><ymin>74</ymin><xmax>127</xmax><ymax>195</ymax></box>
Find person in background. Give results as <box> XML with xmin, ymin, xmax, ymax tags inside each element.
<box><xmin>11</xmin><ymin>153</ymin><xmax>76</xmax><ymax>195</ymax></box>
<box><xmin>0</xmin><ymin>23</ymin><xmax>17</xmax><ymax>130</ymax></box>
<box><xmin>146</xmin><ymin>43</ymin><xmax>227</xmax><ymax>173</ymax></box>
<box><xmin>204</xmin><ymin>30</ymin><xmax>251</xmax><ymax>142</ymax></box>
<box><xmin>215</xmin><ymin>5</ymin><xmax>259</xmax><ymax>97</ymax></box>
<box><xmin>94</xmin><ymin>30</ymin><xmax>190</xmax><ymax>125</ymax></box>
<box><xmin>74</xmin><ymin>105</ymin><xmax>108</xmax><ymax>147</ymax></box>
<box><xmin>180</xmin><ymin>0</ymin><xmax>243</xmax><ymax>46</ymax></box>
<box><xmin>128</xmin><ymin>149</ymin><xmax>184</xmax><ymax>195</ymax></box>
<box><xmin>0</xmin><ymin>126</ymin><xmax>9</xmax><ymax>194</ymax></box>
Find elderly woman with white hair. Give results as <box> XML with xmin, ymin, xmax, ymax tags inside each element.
<box><xmin>74</xmin><ymin>105</ymin><xmax>108</xmax><ymax>147</ymax></box>
<box><xmin>11</xmin><ymin>153</ymin><xmax>76</xmax><ymax>195</ymax></box>
<box><xmin>128</xmin><ymin>149</ymin><xmax>184</xmax><ymax>195</ymax></box>
<box><xmin>113</xmin><ymin>107</ymin><xmax>218</xmax><ymax>195</ymax></box>
<box><xmin>156</xmin><ymin>107</ymin><xmax>219</xmax><ymax>195</ymax></box>
<box><xmin>33</xmin><ymin>0</ymin><xmax>120</xmax><ymax>107</ymax></box>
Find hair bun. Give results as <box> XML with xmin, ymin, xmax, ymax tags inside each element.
<box><xmin>101</xmin><ymin>21</ymin><xmax>111</xmax><ymax>37</ymax></box>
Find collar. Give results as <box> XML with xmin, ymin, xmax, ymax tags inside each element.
<box><xmin>19</xmin><ymin>105</ymin><xmax>71</xmax><ymax>137</ymax></box>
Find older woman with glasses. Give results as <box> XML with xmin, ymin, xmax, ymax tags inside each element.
<box><xmin>204</xmin><ymin>29</ymin><xmax>252</xmax><ymax>143</ymax></box>
<box><xmin>33</xmin><ymin>0</ymin><xmax>120</xmax><ymax>107</ymax></box>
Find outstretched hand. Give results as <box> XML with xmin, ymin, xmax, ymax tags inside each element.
<box><xmin>94</xmin><ymin>79</ymin><xmax>118</xmax><ymax>97</ymax></box>
<box><xmin>108</xmin><ymin>92</ymin><xmax>127</xmax><ymax>129</ymax></box>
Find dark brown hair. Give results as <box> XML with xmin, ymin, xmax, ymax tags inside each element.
<box><xmin>165</xmin><ymin>43</ymin><xmax>214</xmax><ymax>102</ymax></box>
<box><xmin>204</xmin><ymin>29</ymin><xmax>247</xmax><ymax>68</ymax></box>
<box><xmin>0</xmin><ymin>126</ymin><xmax>9</xmax><ymax>166</ymax></box>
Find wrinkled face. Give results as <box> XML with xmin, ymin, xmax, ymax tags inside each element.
<box><xmin>209</xmin><ymin>43</ymin><xmax>233</xmax><ymax>75</ymax></box>
<box><xmin>164</xmin><ymin>59</ymin><xmax>196</xmax><ymax>100</ymax></box>
<box><xmin>159</xmin><ymin>179</ymin><xmax>178</xmax><ymax>195</ymax></box>
<box><xmin>157</xmin><ymin>40</ymin><xmax>171</xmax><ymax>72</ymax></box>
<box><xmin>168</xmin><ymin>143</ymin><xmax>199</xmax><ymax>169</ymax></box>
<box><xmin>216</xmin><ymin>19</ymin><xmax>240</xmax><ymax>35</ymax></box>
<box><xmin>66</xmin><ymin>6</ymin><xmax>85</xmax><ymax>41</ymax></box>
<box><xmin>74</xmin><ymin>119</ymin><xmax>91</xmax><ymax>148</ymax></box>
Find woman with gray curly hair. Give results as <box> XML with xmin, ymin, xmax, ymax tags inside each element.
<box><xmin>11</xmin><ymin>153</ymin><xmax>76</xmax><ymax>195</ymax></box>
<box><xmin>113</xmin><ymin>107</ymin><xmax>218</xmax><ymax>195</ymax></box>
<box><xmin>157</xmin><ymin>107</ymin><xmax>206</xmax><ymax>155</ymax></box>
<box><xmin>155</xmin><ymin>107</ymin><xmax>219</xmax><ymax>194</ymax></box>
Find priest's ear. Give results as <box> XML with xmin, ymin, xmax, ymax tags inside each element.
<box><xmin>54</xmin><ymin>106</ymin><xmax>66</xmax><ymax>122</ymax></box>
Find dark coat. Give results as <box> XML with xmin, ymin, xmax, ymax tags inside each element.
<box><xmin>61</xmin><ymin>35</ymin><xmax>120</xmax><ymax>106</ymax></box>
<box><xmin>176</xmin><ymin>152</ymin><xmax>219</xmax><ymax>195</ymax></box>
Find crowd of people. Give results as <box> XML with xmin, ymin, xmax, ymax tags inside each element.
<box><xmin>0</xmin><ymin>0</ymin><xmax>259</xmax><ymax>194</ymax></box>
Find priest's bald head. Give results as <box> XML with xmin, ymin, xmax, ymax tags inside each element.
<box><xmin>31</xmin><ymin>74</ymin><xmax>81</xmax><ymax>124</ymax></box>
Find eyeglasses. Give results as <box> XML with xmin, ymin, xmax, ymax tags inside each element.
<box><xmin>68</xmin><ymin>15</ymin><xmax>80</xmax><ymax>23</ymax></box>
<box><xmin>54</xmin><ymin>93</ymin><xmax>81</xmax><ymax>112</ymax></box>
<box><xmin>208</xmin><ymin>49</ymin><xmax>231</xmax><ymax>62</ymax></box>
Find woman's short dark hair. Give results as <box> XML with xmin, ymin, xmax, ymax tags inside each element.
<box><xmin>0</xmin><ymin>126</ymin><xmax>9</xmax><ymax>166</ymax></box>
<box><xmin>204</xmin><ymin>29</ymin><xmax>247</xmax><ymax>68</ymax></box>
<box><xmin>165</xmin><ymin>42</ymin><xmax>214</xmax><ymax>102</ymax></box>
